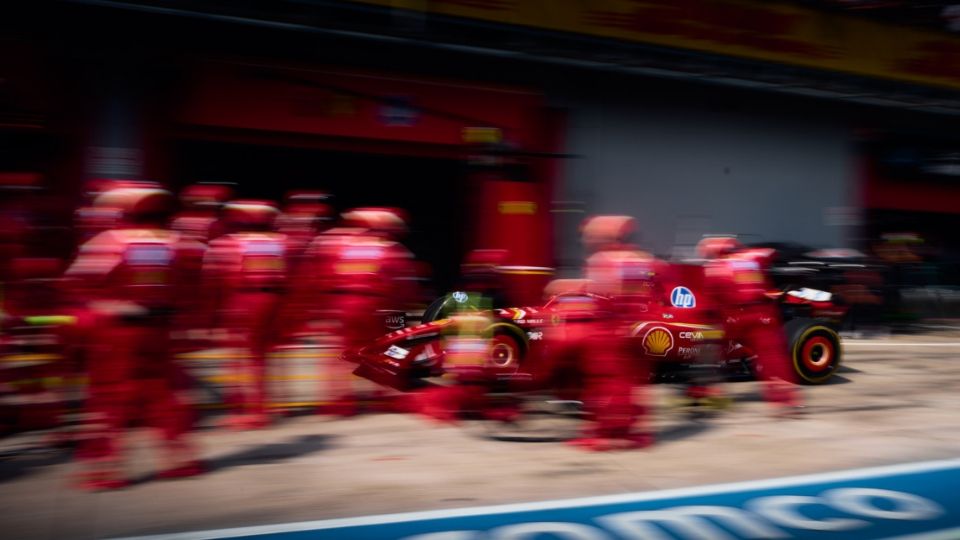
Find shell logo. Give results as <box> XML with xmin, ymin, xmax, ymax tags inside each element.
<box><xmin>642</xmin><ymin>326</ymin><xmax>674</xmax><ymax>357</ymax></box>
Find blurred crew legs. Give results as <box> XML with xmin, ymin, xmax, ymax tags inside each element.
<box><xmin>203</xmin><ymin>200</ymin><xmax>288</xmax><ymax>430</ymax></box>
<box><xmin>699</xmin><ymin>236</ymin><xmax>803</xmax><ymax>415</ymax></box>
<box><xmin>302</xmin><ymin>207</ymin><xmax>417</xmax><ymax>415</ymax></box>
<box><xmin>571</xmin><ymin>215</ymin><xmax>657</xmax><ymax>450</ymax></box>
<box><xmin>66</xmin><ymin>185</ymin><xmax>203</xmax><ymax>490</ymax></box>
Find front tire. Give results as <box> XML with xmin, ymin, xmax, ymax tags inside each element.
<box><xmin>485</xmin><ymin>324</ymin><xmax>527</xmax><ymax>374</ymax></box>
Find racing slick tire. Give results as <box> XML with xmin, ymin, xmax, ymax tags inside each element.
<box><xmin>784</xmin><ymin>318</ymin><xmax>842</xmax><ymax>385</ymax></box>
<box><xmin>485</xmin><ymin>323</ymin><xmax>527</xmax><ymax>374</ymax></box>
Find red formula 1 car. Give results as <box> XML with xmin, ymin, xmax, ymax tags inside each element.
<box><xmin>347</xmin><ymin>263</ymin><xmax>846</xmax><ymax>392</ymax></box>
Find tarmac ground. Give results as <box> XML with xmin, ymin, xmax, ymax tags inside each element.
<box><xmin>1</xmin><ymin>331</ymin><xmax>959</xmax><ymax>539</ymax></box>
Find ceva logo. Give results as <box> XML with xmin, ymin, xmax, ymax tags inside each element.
<box><xmin>671</xmin><ymin>286</ymin><xmax>697</xmax><ymax>308</ymax></box>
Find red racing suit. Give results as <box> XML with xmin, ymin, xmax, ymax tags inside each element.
<box><xmin>66</xmin><ymin>227</ymin><xmax>203</xmax><ymax>478</ymax></box>
<box><xmin>171</xmin><ymin>213</ymin><xmax>224</xmax><ymax>244</ymax></box>
<box><xmin>306</xmin><ymin>229</ymin><xmax>415</xmax><ymax>412</ymax></box>
<box><xmin>580</xmin><ymin>247</ymin><xmax>661</xmax><ymax>444</ymax></box>
<box><xmin>169</xmin><ymin>214</ymin><xmax>222</xmax><ymax>352</ymax></box>
<box><xmin>204</xmin><ymin>232</ymin><xmax>290</xmax><ymax>423</ymax></box>
<box><xmin>705</xmin><ymin>251</ymin><xmax>800</xmax><ymax>407</ymax></box>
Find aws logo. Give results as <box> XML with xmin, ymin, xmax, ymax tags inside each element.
<box><xmin>642</xmin><ymin>326</ymin><xmax>674</xmax><ymax>357</ymax></box>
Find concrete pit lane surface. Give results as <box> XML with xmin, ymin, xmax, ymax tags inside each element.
<box><xmin>1</xmin><ymin>331</ymin><xmax>959</xmax><ymax>540</ymax></box>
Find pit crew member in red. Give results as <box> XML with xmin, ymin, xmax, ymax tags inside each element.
<box><xmin>698</xmin><ymin>236</ymin><xmax>802</xmax><ymax>414</ymax></box>
<box><xmin>576</xmin><ymin>215</ymin><xmax>657</xmax><ymax>450</ymax></box>
<box><xmin>203</xmin><ymin>200</ymin><xmax>289</xmax><ymax>429</ymax></box>
<box><xmin>171</xmin><ymin>183</ymin><xmax>233</xmax><ymax>244</ymax></box>
<box><xmin>66</xmin><ymin>186</ymin><xmax>203</xmax><ymax>490</ymax></box>
<box><xmin>314</xmin><ymin>208</ymin><xmax>416</xmax><ymax>415</ymax></box>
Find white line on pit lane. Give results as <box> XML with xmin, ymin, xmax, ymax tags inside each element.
<box><xmin>844</xmin><ymin>340</ymin><xmax>960</xmax><ymax>347</ymax></box>
<box><xmin>116</xmin><ymin>457</ymin><xmax>960</xmax><ymax>540</ymax></box>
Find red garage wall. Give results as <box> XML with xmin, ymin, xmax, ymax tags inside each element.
<box><xmin>175</xmin><ymin>61</ymin><xmax>560</xmax><ymax>299</ymax></box>
<box><xmin>176</xmin><ymin>61</ymin><xmax>545</xmax><ymax>153</ymax></box>
<box><xmin>861</xmin><ymin>149</ymin><xmax>960</xmax><ymax>215</ymax></box>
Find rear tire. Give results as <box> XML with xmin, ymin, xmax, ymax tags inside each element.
<box><xmin>784</xmin><ymin>318</ymin><xmax>842</xmax><ymax>384</ymax></box>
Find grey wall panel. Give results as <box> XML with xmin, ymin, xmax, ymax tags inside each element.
<box><xmin>555</xmin><ymin>92</ymin><xmax>857</xmax><ymax>269</ymax></box>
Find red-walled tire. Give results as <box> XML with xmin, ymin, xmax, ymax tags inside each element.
<box><xmin>485</xmin><ymin>324</ymin><xmax>527</xmax><ymax>374</ymax></box>
<box><xmin>785</xmin><ymin>318</ymin><xmax>842</xmax><ymax>384</ymax></box>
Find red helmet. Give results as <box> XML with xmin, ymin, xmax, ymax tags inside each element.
<box><xmin>342</xmin><ymin>207</ymin><xmax>408</xmax><ymax>238</ymax></box>
<box><xmin>696</xmin><ymin>236</ymin><xmax>743</xmax><ymax>259</ymax></box>
<box><xmin>84</xmin><ymin>178</ymin><xmax>160</xmax><ymax>199</ymax></box>
<box><xmin>93</xmin><ymin>186</ymin><xmax>174</xmax><ymax>220</ymax></box>
<box><xmin>581</xmin><ymin>215</ymin><xmax>635</xmax><ymax>251</ymax></box>
<box><xmin>181</xmin><ymin>184</ymin><xmax>234</xmax><ymax>210</ymax></box>
<box><xmin>222</xmin><ymin>200</ymin><xmax>280</xmax><ymax>228</ymax></box>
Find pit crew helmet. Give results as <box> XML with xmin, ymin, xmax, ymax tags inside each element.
<box><xmin>222</xmin><ymin>200</ymin><xmax>281</xmax><ymax>230</ymax></box>
<box><xmin>696</xmin><ymin>236</ymin><xmax>743</xmax><ymax>260</ymax></box>
<box><xmin>581</xmin><ymin>215</ymin><xmax>635</xmax><ymax>252</ymax></box>
<box><xmin>93</xmin><ymin>186</ymin><xmax>174</xmax><ymax>225</ymax></box>
<box><xmin>342</xmin><ymin>207</ymin><xmax>408</xmax><ymax>239</ymax></box>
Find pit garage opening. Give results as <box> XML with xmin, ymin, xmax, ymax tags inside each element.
<box><xmin>172</xmin><ymin>139</ymin><xmax>470</xmax><ymax>294</ymax></box>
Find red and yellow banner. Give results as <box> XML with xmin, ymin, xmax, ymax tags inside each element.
<box><xmin>348</xmin><ymin>0</ymin><xmax>960</xmax><ymax>91</ymax></box>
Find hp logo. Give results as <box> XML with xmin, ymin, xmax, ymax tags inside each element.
<box><xmin>670</xmin><ymin>286</ymin><xmax>697</xmax><ymax>308</ymax></box>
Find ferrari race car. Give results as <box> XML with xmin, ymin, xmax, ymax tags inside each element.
<box><xmin>348</xmin><ymin>264</ymin><xmax>847</xmax><ymax>392</ymax></box>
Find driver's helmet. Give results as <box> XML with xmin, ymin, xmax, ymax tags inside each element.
<box><xmin>447</xmin><ymin>290</ymin><xmax>492</xmax><ymax>313</ymax></box>
<box><xmin>696</xmin><ymin>236</ymin><xmax>743</xmax><ymax>260</ymax></box>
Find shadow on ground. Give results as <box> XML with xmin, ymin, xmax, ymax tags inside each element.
<box><xmin>126</xmin><ymin>433</ymin><xmax>336</xmax><ymax>486</ymax></box>
<box><xmin>207</xmin><ymin>433</ymin><xmax>335</xmax><ymax>472</ymax></box>
<box><xmin>0</xmin><ymin>445</ymin><xmax>73</xmax><ymax>483</ymax></box>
